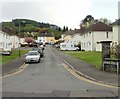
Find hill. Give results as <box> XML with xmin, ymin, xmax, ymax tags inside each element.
<box><xmin>1</xmin><ymin>19</ymin><xmax>62</xmax><ymax>39</ymax></box>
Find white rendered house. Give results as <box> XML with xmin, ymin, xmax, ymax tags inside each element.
<box><xmin>68</xmin><ymin>30</ymin><xmax>81</xmax><ymax>45</ymax></box>
<box><xmin>81</xmin><ymin>22</ymin><xmax>113</xmax><ymax>51</ymax></box>
<box><xmin>0</xmin><ymin>31</ymin><xmax>11</xmax><ymax>51</ymax></box>
<box><xmin>10</xmin><ymin>35</ymin><xmax>19</xmax><ymax>48</ymax></box>
<box><xmin>112</xmin><ymin>19</ymin><xmax>120</xmax><ymax>44</ymax></box>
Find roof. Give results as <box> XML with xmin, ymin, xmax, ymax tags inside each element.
<box><xmin>64</xmin><ymin>30</ymin><xmax>75</xmax><ymax>35</ymax></box>
<box><xmin>89</xmin><ymin>22</ymin><xmax>112</xmax><ymax>31</ymax></box>
<box><xmin>79</xmin><ymin>27</ymin><xmax>87</xmax><ymax>34</ymax></box>
<box><xmin>2</xmin><ymin>28</ymin><xmax>16</xmax><ymax>36</ymax></box>
<box><xmin>112</xmin><ymin>19</ymin><xmax>120</xmax><ymax>25</ymax></box>
<box><xmin>74</xmin><ymin>29</ymin><xmax>82</xmax><ymax>34</ymax></box>
<box><xmin>80</xmin><ymin>22</ymin><xmax>112</xmax><ymax>35</ymax></box>
<box><xmin>39</xmin><ymin>32</ymin><xmax>54</xmax><ymax>37</ymax></box>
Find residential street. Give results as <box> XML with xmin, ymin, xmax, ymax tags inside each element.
<box><xmin>2</xmin><ymin>45</ymin><xmax>118</xmax><ymax>97</ymax></box>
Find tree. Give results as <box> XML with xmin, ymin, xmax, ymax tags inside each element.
<box><xmin>24</xmin><ymin>37</ymin><xmax>35</xmax><ymax>44</ymax></box>
<box><xmin>80</xmin><ymin>15</ymin><xmax>94</xmax><ymax>28</ymax></box>
<box><xmin>80</xmin><ymin>15</ymin><xmax>95</xmax><ymax>28</ymax></box>
<box><xmin>58</xmin><ymin>27</ymin><xmax>62</xmax><ymax>31</ymax></box>
<box><xmin>2</xmin><ymin>22</ymin><xmax>17</xmax><ymax>34</ymax></box>
<box><xmin>111</xmin><ymin>43</ymin><xmax>120</xmax><ymax>59</ymax></box>
<box><xmin>66</xmin><ymin>26</ymin><xmax>68</xmax><ymax>31</ymax></box>
<box><xmin>48</xmin><ymin>28</ymin><xmax>61</xmax><ymax>40</ymax></box>
<box><xmin>62</xmin><ymin>26</ymin><xmax>68</xmax><ymax>32</ymax></box>
<box><xmin>99</xmin><ymin>18</ymin><xmax>112</xmax><ymax>25</ymax></box>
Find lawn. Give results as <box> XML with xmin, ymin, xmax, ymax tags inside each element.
<box><xmin>0</xmin><ymin>50</ymin><xmax>29</xmax><ymax>65</ymax></box>
<box><xmin>65</xmin><ymin>51</ymin><xmax>102</xmax><ymax>69</ymax></box>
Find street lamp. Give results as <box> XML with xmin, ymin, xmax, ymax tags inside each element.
<box><xmin>18</xmin><ymin>21</ymin><xmax>25</xmax><ymax>57</ymax></box>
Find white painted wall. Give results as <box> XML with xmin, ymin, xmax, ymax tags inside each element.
<box><xmin>64</xmin><ymin>35</ymin><xmax>72</xmax><ymax>42</ymax></box>
<box><xmin>10</xmin><ymin>35</ymin><xmax>19</xmax><ymax>48</ymax></box>
<box><xmin>61</xmin><ymin>34</ymin><xmax>65</xmax><ymax>41</ymax></box>
<box><xmin>70</xmin><ymin>33</ymin><xmax>81</xmax><ymax>45</ymax></box>
<box><xmin>81</xmin><ymin>32</ymin><xmax>92</xmax><ymax>51</ymax></box>
<box><xmin>0</xmin><ymin>31</ymin><xmax>11</xmax><ymax>51</ymax></box>
<box><xmin>20</xmin><ymin>38</ymin><xmax>27</xmax><ymax>45</ymax></box>
<box><xmin>94</xmin><ymin>31</ymin><xmax>113</xmax><ymax>51</ymax></box>
<box><xmin>113</xmin><ymin>25</ymin><xmax>120</xmax><ymax>44</ymax></box>
<box><xmin>37</xmin><ymin>37</ymin><xmax>47</xmax><ymax>44</ymax></box>
<box><xmin>81</xmin><ymin>31</ymin><xmax>113</xmax><ymax>51</ymax></box>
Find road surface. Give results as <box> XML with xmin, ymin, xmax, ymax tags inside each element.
<box><xmin>2</xmin><ymin>45</ymin><xmax>118</xmax><ymax>97</ymax></box>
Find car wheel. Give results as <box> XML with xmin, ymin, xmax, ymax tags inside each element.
<box><xmin>38</xmin><ymin>58</ymin><xmax>41</xmax><ymax>63</ymax></box>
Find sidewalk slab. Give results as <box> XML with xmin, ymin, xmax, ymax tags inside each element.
<box><xmin>2</xmin><ymin>55</ymin><xmax>25</xmax><ymax>76</ymax></box>
<box><xmin>54</xmin><ymin>48</ymin><xmax>118</xmax><ymax>86</ymax></box>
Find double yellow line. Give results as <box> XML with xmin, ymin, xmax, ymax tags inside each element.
<box><xmin>0</xmin><ymin>63</ymin><xmax>29</xmax><ymax>78</ymax></box>
<box><xmin>63</xmin><ymin>63</ymin><xmax>118</xmax><ymax>89</ymax></box>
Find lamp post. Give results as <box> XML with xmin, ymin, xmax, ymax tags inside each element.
<box><xmin>18</xmin><ymin>22</ymin><xmax>21</xmax><ymax>58</ymax></box>
<box><xmin>18</xmin><ymin>21</ymin><xmax>25</xmax><ymax>57</ymax></box>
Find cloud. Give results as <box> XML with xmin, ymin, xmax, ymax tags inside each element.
<box><xmin>1</xmin><ymin>0</ymin><xmax>93</xmax><ymax>29</ymax></box>
<box><xmin>1</xmin><ymin>0</ymin><xmax>118</xmax><ymax>29</ymax></box>
<box><xmin>38</xmin><ymin>0</ymin><xmax>93</xmax><ymax>28</ymax></box>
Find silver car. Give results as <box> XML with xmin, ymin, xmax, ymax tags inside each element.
<box><xmin>25</xmin><ymin>51</ymin><xmax>41</xmax><ymax>63</ymax></box>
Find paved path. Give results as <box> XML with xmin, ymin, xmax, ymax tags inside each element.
<box><xmin>2</xmin><ymin>55</ymin><xmax>26</xmax><ymax>76</ymax></box>
<box><xmin>53</xmin><ymin>48</ymin><xmax>119</xmax><ymax>87</ymax></box>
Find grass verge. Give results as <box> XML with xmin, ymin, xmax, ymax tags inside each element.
<box><xmin>0</xmin><ymin>50</ymin><xmax>29</xmax><ymax>65</ymax></box>
<box><xmin>65</xmin><ymin>51</ymin><xmax>102</xmax><ymax>69</ymax></box>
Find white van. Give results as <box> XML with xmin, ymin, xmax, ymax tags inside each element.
<box><xmin>60</xmin><ymin>42</ymin><xmax>79</xmax><ymax>51</ymax></box>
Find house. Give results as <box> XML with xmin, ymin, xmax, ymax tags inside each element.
<box><xmin>0</xmin><ymin>28</ymin><xmax>26</xmax><ymax>52</ymax></box>
<box><xmin>0</xmin><ymin>31</ymin><xmax>11</xmax><ymax>52</ymax></box>
<box><xmin>20</xmin><ymin>37</ymin><xmax>28</xmax><ymax>45</ymax></box>
<box><xmin>60</xmin><ymin>29</ymin><xmax>82</xmax><ymax>46</ymax></box>
<box><xmin>80</xmin><ymin>22</ymin><xmax>112</xmax><ymax>51</ymax></box>
<box><xmin>62</xmin><ymin>30</ymin><xmax>75</xmax><ymax>43</ymax></box>
<box><xmin>10</xmin><ymin>35</ymin><xmax>19</xmax><ymax>49</ymax></box>
<box><xmin>69</xmin><ymin>29</ymin><xmax>81</xmax><ymax>45</ymax></box>
<box><xmin>37</xmin><ymin>32</ymin><xmax>56</xmax><ymax>44</ymax></box>
<box><xmin>112</xmin><ymin>19</ymin><xmax>120</xmax><ymax>44</ymax></box>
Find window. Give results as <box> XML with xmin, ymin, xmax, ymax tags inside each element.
<box><xmin>71</xmin><ymin>45</ymin><xmax>73</xmax><ymax>47</ymax></box>
<box><xmin>106</xmin><ymin>32</ymin><xmax>109</xmax><ymax>38</ymax></box>
<box><xmin>89</xmin><ymin>42</ymin><xmax>91</xmax><ymax>45</ymax></box>
<box><xmin>89</xmin><ymin>32</ymin><xmax>91</xmax><ymax>36</ymax></box>
<box><xmin>62</xmin><ymin>45</ymin><xmax>66</xmax><ymax>48</ymax></box>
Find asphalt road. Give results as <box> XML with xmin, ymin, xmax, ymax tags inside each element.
<box><xmin>2</xmin><ymin>45</ymin><xmax>118</xmax><ymax>97</ymax></box>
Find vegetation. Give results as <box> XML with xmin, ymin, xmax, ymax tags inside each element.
<box><xmin>80</xmin><ymin>15</ymin><xmax>95</xmax><ymax>28</ymax></box>
<box><xmin>62</xmin><ymin>26</ymin><xmax>69</xmax><ymax>32</ymax></box>
<box><xmin>0</xmin><ymin>50</ymin><xmax>29</xmax><ymax>64</ymax></box>
<box><xmin>80</xmin><ymin>15</ymin><xmax>112</xmax><ymax>29</ymax></box>
<box><xmin>111</xmin><ymin>43</ymin><xmax>120</xmax><ymax>59</ymax></box>
<box><xmin>65</xmin><ymin>51</ymin><xmax>102</xmax><ymax>69</ymax></box>
<box><xmin>1</xmin><ymin>19</ymin><xmax>62</xmax><ymax>39</ymax></box>
<box><xmin>99</xmin><ymin>18</ymin><xmax>112</xmax><ymax>25</ymax></box>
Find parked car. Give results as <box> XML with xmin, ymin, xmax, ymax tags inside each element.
<box><xmin>60</xmin><ymin>42</ymin><xmax>79</xmax><ymax>51</ymax></box>
<box><xmin>25</xmin><ymin>51</ymin><xmax>41</xmax><ymax>63</ymax></box>
<box><xmin>32</xmin><ymin>47</ymin><xmax>44</xmax><ymax>58</ymax></box>
<box><xmin>2</xmin><ymin>51</ymin><xmax>11</xmax><ymax>56</ymax></box>
<box><xmin>54</xmin><ymin>44</ymin><xmax>60</xmax><ymax>48</ymax></box>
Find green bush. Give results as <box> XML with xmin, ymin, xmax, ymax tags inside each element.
<box><xmin>111</xmin><ymin>43</ymin><xmax>120</xmax><ymax>59</ymax></box>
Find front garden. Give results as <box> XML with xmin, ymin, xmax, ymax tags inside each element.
<box><xmin>0</xmin><ymin>50</ymin><xmax>29</xmax><ymax>65</ymax></box>
<box><xmin>65</xmin><ymin>51</ymin><xmax>102</xmax><ymax>69</ymax></box>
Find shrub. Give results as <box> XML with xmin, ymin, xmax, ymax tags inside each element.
<box><xmin>111</xmin><ymin>43</ymin><xmax>120</xmax><ymax>59</ymax></box>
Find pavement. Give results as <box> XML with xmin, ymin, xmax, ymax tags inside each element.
<box><xmin>54</xmin><ymin>47</ymin><xmax>119</xmax><ymax>87</ymax></box>
<box><xmin>1</xmin><ymin>46</ymin><xmax>119</xmax><ymax>87</ymax></box>
<box><xmin>2</xmin><ymin>55</ymin><xmax>26</xmax><ymax>76</ymax></box>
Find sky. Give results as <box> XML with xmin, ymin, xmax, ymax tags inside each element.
<box><xmin>0</xmin><ymin>0</ymin><xmax>119</xmax><ymax>29</ymax></box>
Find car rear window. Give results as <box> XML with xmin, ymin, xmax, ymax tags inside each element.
<box><xmin>28</xmin><ymin>52</ymin><xmax>38</xmax><ymax>55</ymax></box>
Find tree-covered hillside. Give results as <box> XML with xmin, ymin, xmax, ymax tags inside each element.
<box><xmin>1</xmin><ymin>19</ymin><xmax>62</xmax><ymax>39</ymax></box>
